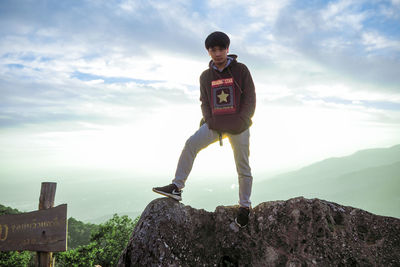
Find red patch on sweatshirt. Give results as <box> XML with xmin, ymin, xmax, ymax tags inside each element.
<box><xmin>211</xmin><ymin>78</ymin><xmax>236</xmax><ymax>115</ymax></box>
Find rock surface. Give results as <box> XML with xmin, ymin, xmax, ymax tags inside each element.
<box><xmin>118</xmin><ymin>197</ymin><xmax>400</xmax><ymax>266</ymax></box>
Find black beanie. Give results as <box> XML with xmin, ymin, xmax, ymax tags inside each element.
<box><xmin>205</xmin><ymin>31</ymin><xmax>230</xmax><ymax>50</ymax></box>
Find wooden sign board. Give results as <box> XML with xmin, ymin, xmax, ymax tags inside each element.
<box><xmin>0</xmin><ymin>204</ymin><xmax>67</xmax><ymax>252</ymax></box>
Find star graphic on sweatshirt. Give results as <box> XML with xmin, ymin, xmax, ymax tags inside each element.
<box><xmin>217</xmin><ymin>90</ymin><xmax>229</xmax><ymax>103</ymax></box>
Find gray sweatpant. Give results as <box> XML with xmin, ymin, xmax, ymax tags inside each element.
<box><xmin>172</xmin><ymin>123</ymin><xmax>253</xmax><ymax>208</ymax></box>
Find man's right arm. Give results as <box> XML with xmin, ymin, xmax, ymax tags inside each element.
<box><xmin>200</xmin><ymin>73</ymin><xmax>213</xmax><ymax>127</ymax></box>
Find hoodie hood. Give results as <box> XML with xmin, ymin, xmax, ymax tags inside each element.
<box><xmin>208</xmin><ymin>54</ymin><xmax>238</xmax><ymax>71</ymax></box>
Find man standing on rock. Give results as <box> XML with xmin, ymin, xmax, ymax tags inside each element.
<box><xmin>153</xmin><ymin>31</ymin><xmax>256</xmax><ymax>228</ymax></box>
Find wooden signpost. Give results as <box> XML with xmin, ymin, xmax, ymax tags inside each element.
<box><xmin>0</xmin><ymin>182</ymin><xmax>67</xmax><ymax>267</ymax></box>
<box><xmin>0</xmin><ymin>204</ymin><xmax>67</xmax><ymax>252</ymax></box>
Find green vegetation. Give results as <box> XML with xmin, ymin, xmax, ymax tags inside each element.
<box><xmin>67</xmin><ymin>217</ymin><xmax>98</xmax><ymax>249</ymax></box>
<box><xmin>0</xmin><ymin>204</ymin><xmax>21</xmax><ymax>215</ymax></box>
<box><xmin>0</xmin><ymin>204</ymin><xmax>139</xmax><ymax>267</ymax></box>
<box><xmin>0</xmin><ymin>251</ymin><xmax>33</xmax><ymax>267</ymax></box>
<box><xmin>56</xmin><ymin>214</ymin><xmax>138</xmax><ymax>266</ymax></box>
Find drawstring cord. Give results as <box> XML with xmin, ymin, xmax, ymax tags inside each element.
<box><xmin>227</xmin><ymin>67</ymin><xmax>243</xmax><ymax>94</ymax></box>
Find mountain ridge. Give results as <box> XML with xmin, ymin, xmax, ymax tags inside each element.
<box><xmin>253</xmin><ymin>144</ymin><xmax>400</xmax><ymax>218</ymax></box>
<box><xmin>274</xmin><ymin>144</ymin><xmax>400</xmax><ymax>181</ymax></box>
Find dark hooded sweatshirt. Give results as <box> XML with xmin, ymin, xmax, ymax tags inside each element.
<box><xmin>200</xmin><ymin>55</ymin><xmax>256</xmax><ymax>134</ymax></box>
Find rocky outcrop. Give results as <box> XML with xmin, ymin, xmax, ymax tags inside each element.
<box><xmin>118</xmin><ymin>197</ymin><xmax>400</xmax><ymax>266</ymax></box>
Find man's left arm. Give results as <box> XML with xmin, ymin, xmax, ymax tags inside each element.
<box><xmin>239</xmin><ymin>65</ymin><xmax>256</xmax><ymax>123</ymax></box>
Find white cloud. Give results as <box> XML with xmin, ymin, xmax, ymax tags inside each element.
<box><xmin>362</xmin><ymin>32</ymin><xmax>400</xmax><ymax>51</ymax></box>
<box><xmin>392</xmin><ymin>0</ymin><xmax>400</xmax><ymax>6</ymax></box>
<box><xmin>207</xmin><ymin>0</ymin><xmax>290</xmax><ymax>26</ymax></box>
<box><xmin>35</xmin><ymin>27</ymin><xmax>60</xmax><ymax>38</ymax></box>
<box><xmin>207</xmin><ymin>0</ymin><xmax>238</xmax><ymax>8</ymax></box>
<box><xmin>149</xmin><ymin>0</ymin><xmax>210</xmax><ymax>37</ymax></box>
<box><xmin>118</xmin><ymin>0</ymin><xmax>140</xmax><ymax>12</ymax></box>
<box><xmin>246</xmin><ymin>0</ymin><xmax>291</xmax><ymax>24</ymax></box>
<box><xmin>320</xmin><ymin>37</ymin><xmax>353</xmax><ymax>51</ymax></box>
<box><xmin>320</xmin><ymin>0</ymin><xmax>366</xmax><ymax>31</ymax></box>
<box><xmin>321</xmin><ymin>0</ymin><xmax>353</xmax><ymax>18</ymax></box>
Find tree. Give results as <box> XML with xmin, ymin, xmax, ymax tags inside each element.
<box><xmin>0</xmin><ymin>204</ymin><xmax>20</xmax><ymax>215</ymax></box>
<box><xmin>56</xmin><ymin>214</ymin><xmax>139</xmax><ymax>266</ymax></box>
<box><xmin>90</xmin><ymin>214</ymin><xmax>138</xmax><ymax>266</ymax></box>
<box><xmin>0</xmin><ymin>251</ymin><xmax>33</xmax><ymax>267</ymax></box>
<box><xmin>55</xmin><ymin>242</ymin><xmax>99</xmax><ymax>267</ymax></box>
<box><xmin>67</xmin><ymin>217</ymin><xmax>98</xmax><ymax>249</ymax></box>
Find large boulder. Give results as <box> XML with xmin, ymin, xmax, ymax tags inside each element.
<box><xmin>118</xmin><ymin>197</ymin><xmax>400</xmax><ymax>266</ymax></box>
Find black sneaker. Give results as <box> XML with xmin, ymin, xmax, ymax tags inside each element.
<box><xmin>235</xmin><ymin>207</ymin><xmax>250</xmax><ymax>228</ymax></box>
<box><xmin>152</xmin><ymin>184</ymin><xmax>182</xmax><ymax>201</ymax></box>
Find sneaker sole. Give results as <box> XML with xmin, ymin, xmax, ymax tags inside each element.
<box><xmin>152</xmin><ymin>188</ymin><xmax>182</xmax><ymax>201</ymax></box>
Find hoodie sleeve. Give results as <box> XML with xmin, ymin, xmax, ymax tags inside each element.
<box><xmin>239</xmin><ymin>65</ymin><xmax>256</xmax><ymax>122</ymax></box>
<box><xmin>199</xmin><ymin>72</ymin><xmax>213</xmax><ymax>124</ymax></box>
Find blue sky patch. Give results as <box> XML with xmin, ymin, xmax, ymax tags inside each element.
<box><xmin>7</xmin><ymin>64</ymin><xmax>24</xmax><ymax>69</ymax></box>
<box><xmin>362</xmin><ymin>101</ymin><xmax>400</xmax><ymax>111</ymax></box>
<box><xmin>71</xmin><ymin>71</ymin><xmax>163</xmax><ymax>84</ymax></box>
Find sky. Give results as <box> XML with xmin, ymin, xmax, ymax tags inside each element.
<box><xmin>1</xmin><ymin>0</ymin><xmax>400</xmax><ymax>192</ymax></box>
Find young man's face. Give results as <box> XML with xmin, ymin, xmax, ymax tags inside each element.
<box><xmin>208</xmin><ymin>46</ymin><xmax>229</xmax><ymax>66</ymax></box>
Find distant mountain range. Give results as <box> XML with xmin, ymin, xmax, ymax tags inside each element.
<box><xmin>1</xmin><ymin>144</ymin><xmax>398</xmax><ymax>222</ymax></box>
<box><xmin>252</xmin><ymin>144</ymin><xmax>400</xmax><ymax>218</ymax></box>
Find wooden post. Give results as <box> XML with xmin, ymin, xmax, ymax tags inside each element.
<box><xmin>36</xmin><ymin>182</ymin><xmax>57</xmax><ymax>267</ymax></box>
